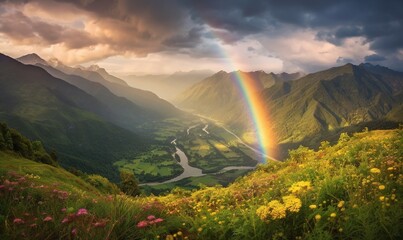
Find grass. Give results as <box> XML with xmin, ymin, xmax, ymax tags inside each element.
<box><xmin>114</xmin><ymin>146</ymin><xmax>183</xmax><ymax>183</ymax></box>
<box><xmin>1</xmin><ymin>128</ymin><xmax>401</xmax><ymax>239</ymax></box>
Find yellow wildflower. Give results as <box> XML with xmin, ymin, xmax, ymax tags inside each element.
<box><xmin>309</xmin><ymin>204</ymin><xmax>317</xmax><ymax>209</ymax></box>
<box><xmin>288</xmin><ymin>181</ymin><xmax>312</xmax><ymax>194</ymax></box>
<box><xmin>166</xmin><ymin>235</ymin><xmax>174</xmax><ymax>240</ymax></box>
<box><xmin>282</xmin><ymin>195</ymin><xmax>302</xmax><ymax>213</ymax></box>
<box><xmin>370</xmin><ymin>168</ymin><xmax>381</xmax><ymax>174</ymax></box>
<box><xmin>379</xmin><ymin>196</ymin><xmax>385</xmax><ymax>201</ymax></box>
<box><xmin>256</xmin><ymin>200</ymin><xmax>286</xmax><ymax>220</ymax></box>
<box><xmin>330</xmin><ymin>213</ymin><xmax>336</xmax><ymax>218</ymax></box>
<box><xmin>177</xmin><ymin>231</ymin><xmax>183</xmax><ymax>236</ymax></box>
<box><xmin>337</xmin><ymin>201</ymin><xmax>345</xmax><ymax>208</ymax></box>
<box><xmin>378</xmin><ymin>185</ymin><xmax>385</xmax><ymax>190</ymax></box>
<box><xmin>315</xmin><ymin>214</ymin><xmax>321</xmax><ymax>220</ymax></box>
<box><xmin>197</xmin><ymin>227</ymin><xmax>203</xmax><ymax>232</ymax></box>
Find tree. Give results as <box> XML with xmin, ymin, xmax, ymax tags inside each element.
<box><xmin>119</xmin><ymin>171</ymin><xmax>140</xmax><ymax>197</ymax></box>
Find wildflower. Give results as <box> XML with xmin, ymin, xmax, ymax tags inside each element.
<box><xmin>379</xmin><ymin>185</ymin><xmax>385</xmax><ymax>190</ymax></box>
<box><xmin>337</xmin><ymin>201</ymin><xmax>345</xmax><ymax>208</ymax></box>
<box><xmin>309</xmin><ymin>204</ymin><xmax>317</xmax><ymax>209</ymax></box>
<box><xmin>30</xmin><ymin>223</ymin><xmax>37</xmax><ymax>228</ymax></box>
<box><xmin>282</xmin><ymin>195</ymin><xmax>302</xmax><ymax>213</ymax></box>
<box><xmin>288</xmin><ymin>181</ymin><xmax>312</xmax><ymax>194</ymax></box>
<box><xmin>256</xmin><ymin>200</ymin><xmax>286</xmax><ymax>220</ymax></box>
<box><xmin>43</xmin><ymin>216</ymin><xmax>53</xmax><ymax>222</ymax></box>
<box><xmin>154</xmin><ymin>218</ymin><xmax>164</xmax><ymax>223</ymax></box>
<box><xmin>197</xmin><ymin>227</ymin><xmax>203</xmax><ymax>232</ymax></box>
<box><xmin>76</xmin><ymin>208</ymin><xmax>88</xmax><ymax>216</ymax></box>
<box><xmin>339</xmin><ymin>228</ymin><xmax>343</xmax><ymax>232</ymax></box>
<box><xmin>330</xmin><ymin>213</ymin><xmax>336</xmax><ymax>218</ymax></box>
<box><xmin>370</xmin><ymin>168</ymin><xmax>381</xmax><ymax>174</ymax></box>
<box><xmin>13</xmin><ymin>218</ymin><xmax>24</xmax><ymax>224</ymax></box>
<box><xmin>61</xmin><ymin>208</ymin><xmax>67</xmax><ymax>212</ymax></box>
<box><xmin>315</xmin><ymin>214</ymin><xmax>321</xmax><ymax>221</ymax></box>
<box><xmin>147</xmin><ymin>215</ymin><xmax>156</xmax><ymax>221</ymax></box>
<box><xmin>137</xmin><ymin>220</ymin><xmax>148</xmax><ymax>228</ymax></box>
<box><xmin>71</xmin><ymin>228</ymin><xmax>77</xmax><ymax>236</ymax></box>
<box><xmin>379</xmin><ymin>196</ymin><xmax>385</xmax><ymax>201</ymax></box>
<box><xmin>166</xmin><ymin>235</ymin><xmax>174</xmax><ymax>240</ymax></box>
<box><xmin>61</xmin><ymin>218</ymin><xmax>69</xmax><ymax>224</ymax></box>
<box><xmin>177</xmin><ymin>231</ymin><xmax>183</xmax><ymax>236</ymax></box>
<box><xmin>93</xmin><ymin>221</ymin><xmax>107</xmax><ymax>228</ymax></box>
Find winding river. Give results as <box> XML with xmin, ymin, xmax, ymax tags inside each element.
<box><xmin>141</xmin><ymin>124</ymin><xmax>258</xmax><ymax>186</ymax></box>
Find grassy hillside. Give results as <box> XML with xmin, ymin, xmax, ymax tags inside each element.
<box><xmin>1</xmin><ymin>128</ymin><xmax>401</xmax><ymax>239</ymax></box>
<box><xmin>0</xmin><ymin>53</ymin><xmax>148</xmax><ymax>181</ymax></box>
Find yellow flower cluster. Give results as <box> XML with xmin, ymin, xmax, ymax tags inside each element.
<box><xmin>256</xmin><ymin>195</ymin><xmax>302</xmax><ymax>221</ymax></box>
<box><xmin>256</xmin><ymin>200</ymin><xmax>286</xmax><ymax>220</ymax></box>
<box><xmin>288</xmin><ymin>181</ymin><xmax>312</xmax><ymax>194</ymax></box>
<box><xmin>282</xmin><ymin>195</ymin><xmax>302</xmax><ymax>213</ymax></box>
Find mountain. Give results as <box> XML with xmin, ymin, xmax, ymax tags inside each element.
<box><xmin>124</xmin><ymin>70</ymin><xmax>213</xmax><ymax>100</ymax></box>
<box><xmin>15</xmin><ymin>53</ymin><xmax>49</xmax><ymax>66</ymax></box>
<box><xmin>17</xmin><ymin>55</ymin><xmax>160</xmax><ymax>132</ymax></box>
<box><xmin>0</xmin><ymin>53</ymin><xmax>148</xmax><ymax>181</ymax></box>
<box><xmin>77</xmin><ymin>64</ymin><xmax>128</xmax><ymax>86</ymax></box>
<box><xmin>176</xmin><ymin>64</ymin><xmax>403</xmax><ymax>157</ymax></box>
<box><xmin>174</xmin><ymin>70</ymin><xmax>302</xmax><ymax>123</ymax></box>
<box><xmin>47</xmin><ymin>58</ymin><xmax>180</xmax><ymax>118</ymax></box>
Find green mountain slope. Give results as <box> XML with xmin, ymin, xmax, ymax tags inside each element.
<box><xmin>175</xmin><ymin>70</ymin><xmax>298</xmax><ymax>122</ymax></box>
<box><xmin>1</xmin><ymin>128</ymin><xmax>401</xmax><ymax>239</ymax></box>
<box><xmin>0</xmin><ymin>53</ymin><xmax>147</xmax><ymax>181</ymax></box>
<box><xmin>17</xmin><ymin>54</ymin><xmax>153</xmax><ymax>131</ymax></box>
<box><xmin>176</xmin><ymin>64</ymin><xmax>403</xmax><ymax>157</ymax></box>
<box><xmin>48</xmin><ymin>58</ymin><xmax>181</xmax><ymax>118</ymax></box>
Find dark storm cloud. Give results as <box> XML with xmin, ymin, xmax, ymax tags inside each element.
<box><xmin>364</xmin><ymin>54</ymin><xmax>387</xmax><ymax>62</ymax></box>
<box><xmin>0</xmin><ymin>0</ymin><xmax>402</xmax><ymax>68</ymax></box>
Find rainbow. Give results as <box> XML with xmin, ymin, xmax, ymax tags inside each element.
<box><xmin>231</xmin><ymin>71</ymin><xmax>276</xmax><ymax>163</ymax></box>
<box><xmin>204</xmin><ymin>29</ymin><xmax>277</xmax><ymax>163</ymax></box>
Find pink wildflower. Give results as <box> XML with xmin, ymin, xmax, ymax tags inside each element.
<box><xmin>71</xmin><ymin>228</ymin><xmax>78</xmax><ymax>236</ymax></box>
<box><xmin>0</xmin><ymin>185</ymin><xmax>5</xmax><ymax>190</ymax></box>
<box><xmin>13</xmin><ymin>218</ymin><xmax>24</xmax><ymax>224</ymax></box>
<box><xmin>61</xmin><ymin>218</ymin><xmax>69</xmax><ymax>224</ymax></box>
<box><xmin>154</xmin><ymin>218</ymin><xmax>164</xmax><ymax>223</ymax></box>
<box><xmin>43</xmin><ymin>216</ymin><xmax>53</xmax><ymax>222</ymax></box>
<box><xmin>147</xmin><ymin>215</ymin><xmax>156</xmax><ymax>221</ymax></box>
<box><xmin>61</xmin><ymin>208</ymin><xmax>67</xmax><ymax>212</ymax></box>
<box><xmin>76</xmin><ymin>208</ymin><xmax>88</xmax><ymax>216</ymax></box>
<box><xmin>93</xmin><ymin>221</ymin><xmax>107</xmax><ymax>228</ymax></box>
<box><xmin>137</xmin><ymin>220</ymin><xmax>148</xmax><ymax>228</ymax></box>
<box><xmin>30</xmin><ymin>223</ymin><xmax>37</xmax><ymax>228</ymax></box>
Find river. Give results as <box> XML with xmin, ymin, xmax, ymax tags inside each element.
<box><xmin>141</xmin><ymin>124</ymin><xmax>257</xmax><ymax>186</ymax></box>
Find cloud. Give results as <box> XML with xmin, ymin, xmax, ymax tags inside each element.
<box><xmin>0</xmin><ymin>10</ymin><xmax>95</xmax><ymax>48</ymax></box>
<box><xmin>0</xmin><ymin>0</ymin><xmax>402</xmax><ymax>72</ymax></box>
<box><xmin>364</xmin><ymin>54</ymin><xmax>386</xmax><ymax>62</ymax></box>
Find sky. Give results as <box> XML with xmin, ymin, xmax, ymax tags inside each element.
<box><xmin>0</xmin><ymin>0</ymin><xmax>402</xmax><ymax>75</ymax></box>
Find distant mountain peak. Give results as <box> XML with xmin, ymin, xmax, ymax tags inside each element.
<box><xmin>48</xmin><ymin>58</ymin><xmax>65</xmax><ymax>68</ymax></box>
<box><xmin>17</xmin><ymin>53</ymin><xmax>48</xmax><ymax>66</ymax></box>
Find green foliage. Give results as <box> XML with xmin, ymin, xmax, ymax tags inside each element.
<box><xmin>0</xmin><ymin>123</ymin><xmax>57</xmax><ymax>166</ymax></box>
<box><xmin>119</xmin><ymin>171</ymin><xmax>140</xmax><ymax>197</ymax></box>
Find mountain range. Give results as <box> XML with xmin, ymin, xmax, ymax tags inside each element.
<box><xmin>0</xmin><ymin>53</ymin><xmax>155</xmax><ymax>180</ymax></box>
<box><xmin>175</xmin><ymin>63</ymin><xmax>403</xmax><ymax>158</ymax></box>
